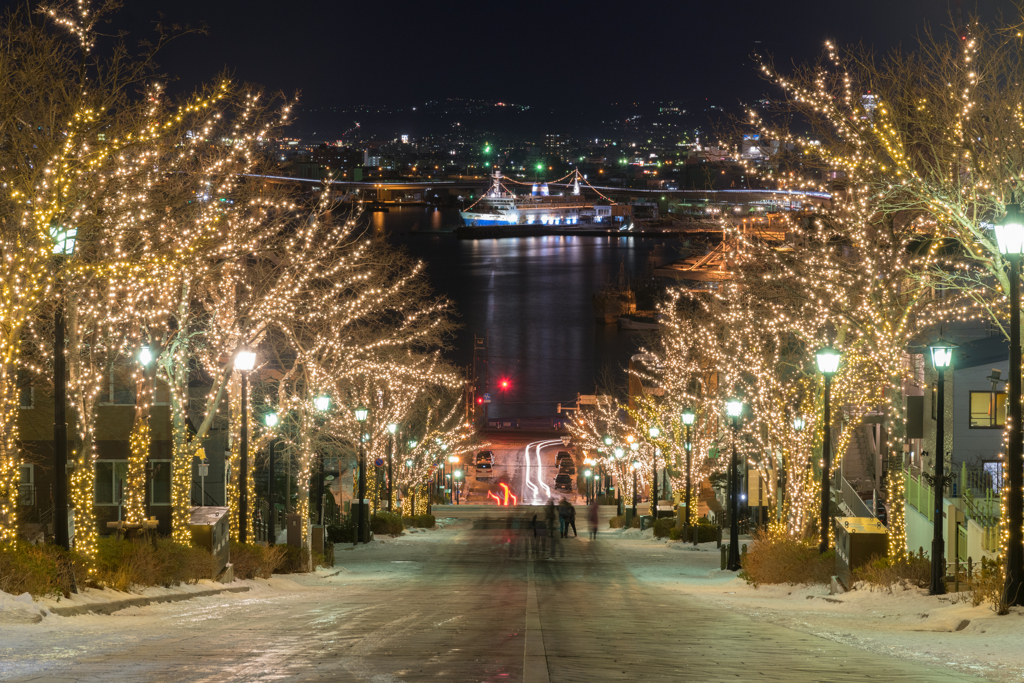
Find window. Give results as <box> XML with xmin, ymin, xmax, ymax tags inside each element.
<box><xmin>95</xmin><ymin>460</ymin><xmax>129</xmax><ymax>505</ymax></box>
<box><xmin>983</xmin><ymin>461</ymin><xmax>1004</xmax><ymax>493</ymax></box>
<box><xmin>150</xmin><ymin>460</ymin><xmax>171</xmax><ymax>505</ymax></box>
<box><xmin>18</xmin><ymin>463</ymin><xmax>33</xmax><ymax>506</ymax></box>
<box><xmin>970</xmin><ymin>391</ymin><xmax>1006</xmax><ymax>428</ymax></box>
<box><xmin>109</xmin><ymin>368</ymin><xmax>135</xmax><ymax>405</ymax></box>
<box><xmin>17</xmin><ymin>369</ymin><xmax>32</xmax><ymax>409</ymax></box>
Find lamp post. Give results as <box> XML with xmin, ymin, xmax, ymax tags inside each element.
<box><xmin>816</xmin><ymin>346</ymin><xmax>841</xmax><ymax>554</ymax></box>
<box><xmin>234</xmin><ymin>347</ymin><xmax>256</xmax><ymax>543</ymax></box>
<box><xmin>51</xmin><ymin>225</ymin><xmax>76</xmax><ymax>551</ymax></box>
<box><xmin>928</xmin><ymin>339</ymin><xmax>956</xmax><ymax>595</ymax></box>
<box><xmin>649</xmin><ymin>426</ymin><xmax>661</xmax><ymax>518</ymax></box>
<box><xmin>454</xmin><ymin>469</ymin><xmax>462</xmax><ymax>504</ymax></box>
<box><xmin>354</xmin><ymin>405</ymin><xmax>369</xmax><ymax>543</ymax></box>
<box><xmin>681</xmin><ymin>410</ymin><xmax>695</xmax><ymax>529</ymax></box>
<box><xmin>726</xmin><ymin>399</ymin><xmax>744</xmax><ymax>571</ymax></box>
<box><xmin>448</xmin><ymin>454</ymin><xmax>459</xmax><ymax>504</ymax></box>
<box><xmin>996</xmin><ymin>203</ymin><xmax>1024</xmax><ymax>605</ymax></box>
<box><xmin>265</xmin><ymin>412</ymin><xmax>279</xmax><ymax>545</ymax></box>
<box><xmin>584</xmin><ymin>469</ymin><xmax>593</xmax><ymax>504</ymax></box>
<box><xmin>387</xmin><ymin>423</ymin><xmax>398</xmax><ymax>512</ymax></box>
<box><xmin>614</xmin><ymin>447</ymin><xmax>624</xmax><ymax>514</ymax></box>
<box><xmin>631</xmin><ymin>459</ymin><xmax>640</xmax><ymax>519</ymax></box>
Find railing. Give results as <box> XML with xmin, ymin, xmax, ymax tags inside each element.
<box><xmin>906</xmin><ymin>464</ymin><xmax>1001</xmax><ymax>556</ymax></box>
<box><xmin>838</xmin><ymin>475</ymin><xmax>875</xmax><ymax>519</ymax></box>
<box><xmin>904</xmin><ymin>466</ymin><xmax>935</xmax><ymax>522</ymax></box>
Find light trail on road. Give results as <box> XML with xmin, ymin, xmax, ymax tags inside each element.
<box><xmin>522</xmin><ymin>439</ymin><xmax>561</xmax><ymax>504</ymax></box>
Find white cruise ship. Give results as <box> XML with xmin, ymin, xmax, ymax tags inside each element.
<box><xmin>459</xmin><ymin>169</ymin><xmax>625</xmax><ymax>227</ymax></box>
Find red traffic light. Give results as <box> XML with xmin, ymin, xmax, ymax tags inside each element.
<box><xmin>500</xmin><ymin>378</ymin><xmax>510</xmax><ymax>390</ymax></box>
<box><xmin>477</xmin><ymin>397</ymin><xmax>483</xmax><ymax>404</ymax></box>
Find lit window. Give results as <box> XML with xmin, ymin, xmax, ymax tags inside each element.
<box><xmin>969</xmin><ymin>391</ymin><xmax>1006</xmax><ymax>428</ymax></box>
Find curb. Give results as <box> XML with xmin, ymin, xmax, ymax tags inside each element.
<box><xmin>49</xmin><ymin>585</ymin><xmax>251</xmax><ymax>617</ymax></box>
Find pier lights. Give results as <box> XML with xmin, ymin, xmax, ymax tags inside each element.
<box><xmin>815</xmin><ymin>346</ymin><xmax>840</xmax><ymax>554</ymax></box>
<box><xmin>929</xmin><ymin>338</ymin><xmax>956</xmax><ymax>595</ymax></box>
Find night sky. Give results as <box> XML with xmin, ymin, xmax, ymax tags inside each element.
<box><xmin>2</xmin><ymin>0</ymin><xmax>1015</xmax><ymax>136</ymax></box>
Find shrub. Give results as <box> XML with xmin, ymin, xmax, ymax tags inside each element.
<box><xmin>653</xmin><ymin>518</ymin><xmax>674</xmax><ymax>539</ymax></box>
<box><xmin>230</xmin><ymin>541</ymin><xmax>286</xmax><ymax>580</ymax></box>
<box><xmin>738</xmin><ymin>529</ymin><xmax>834</xmax><ymax>587</ymax></box>
<box><xmin>327</xmin><ymin>516</ymin><xmax>357</xmax><ymax>543</ymax></box>
<box><xmin>0</xmin><ymin>542</ymin><xmax>80</xmax><ymax>598</ymax></box>
<box><xmin>971</xmin><ymin>556</ymin><xmax>1009</xmax><ymax>614</ymax></box>
<box><xmin>404</xmin><ymin>514</ymin><xmax>435</xmax><ymax>528</ymax></box>
<box><xmin>90</xmin><ymin>538</ymin><xmax>220</xmax><ymax>591</ymax></box>
<box><xmin>608</xmin><ymin>516</ymin><xmax>624</xmax><ymax>529</ymax></box>
<box><xmin>312</xmin><ymin>541</ymin><xmax>334</xmax><ymax>570</ymax></box>
<box><xmin>854</xmin><ymin>554</ymin><xmax>931</xmax><ymax>592</ymax></box>
<box><xmin>277</xmin><ymin>545</ymin><xmax>310</xmax><ymax>573</ymax></box>
<box><xmin>371</xmin><ymin>512</ymin><xmax>404</xmax><ymax>536</ymax></box>
<box><xmin>671</xmin><ymin>524</ymin><xmax>719</xmax><ymax>543</ymax></box>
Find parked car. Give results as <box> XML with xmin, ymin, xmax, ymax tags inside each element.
<box><xmin>555</xmin><ymin>451</ymin><xmax>574</xmax><ymax>466</ymax></box>
<box><xmin>558</xmin><ymin>464</ymin><xmax>576</xmax><ymax>476</ymax></box>
<box><xmin>554</xmin><ymin>473</ymin><xmax>573</xmax><ymax>491</ymax></box>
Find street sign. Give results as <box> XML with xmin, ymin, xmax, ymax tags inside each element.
<box><xmin>374</xmin><ymin>457</ymin><xmax>384</xmax><ymax>467</ymax></box>
<box><xmin>579</xmin><ymin>394</ymin><xmax>597</xmax><ymax>405</ymax></box>
<box><xmin>482</xmin><ymin>393</ymin><xmax>491</xmax><ymax>404</ymax></box>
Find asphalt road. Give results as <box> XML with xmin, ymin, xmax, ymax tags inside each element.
<box><xmin>0</xmin><ymin>524</ymin><xmax>985</xmax><ymax>683</ymax></box>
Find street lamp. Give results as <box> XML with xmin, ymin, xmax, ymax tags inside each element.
<box><xmin>387</xmin><ymin>423</ymin><xmax>398</xmax><ymax>513</ymax></box>
<box><xmin>234</xmin><ymin>347</ymin><xmax>256</xmax><ymax>543</ymax></box>
<box><xmin>996</xmin><ymin>203</ymin><xmax>1024</xmax><ymax>606</ymax></box>
<box><xmin>815</xmin><ymin>346</ymin><xmax>840</xmax><ymax>554</ymax></box>
<box><xmin>454</xmin><ymin>469</ymin><xmax>463</xmax><ymax>504</ymax></box>
<box><xmin>354</xmin><ymin>405</ymin><xmax>369</xmax><ymax>543</ymax></box>
<box><xmin>649</xmin><ymin>426</ymin><xmax>661</xmax><ymax>517</ymax></box>
<box><xmin>138</xmin><ymin>344</ymin><xmax>153</xmax><ymax>366</ymax></box>
<box><xmin>726</xmin><ymin>399</ymin><xmax>744</xmax><ymax>571</ymax></box>
<box><xmin>51</xmin><ymin>225</ymin><xmax>76</xmax><ymax>551</ymax></box>
<box><xmin>448</xmin><ymin>454</ymin><xmax>459</xmax><ymax>505</ymax></box>
<box><xmin>264</xmin><ymin>411</ymin><xmax>279</xmax><ymax>544</ymax></box>
<box><xmin>315</xmin><ymin>395</ymin><xmax>331</xmax><ymax>412</ymax></box>
<box><xmin>604</xmin><ymin>435</ymin><xmax>613</xmax><ymax>446</ymax></box>
<box><xmin>681</xmin><ymin>409</ymin><xmax>696</xmax><ymax>529</ymax></box>
<box><xmin>631</xmin><ymin>459</ymin><xmax>641</xmax><ymax>520</ymax></box>
<box><xmin>585</xmin><ymin>469</ymin><xmax>593</xmax><ymax>504</ymax></box>
<box><xmin>928</xmin><ymin>338</ymin><xmax>956</xmax><ymax>595</ymax></box>
<box><xmin>792</xmin><ymin>416</ymin><xmax>805</xmax><ymax>432</ymax></box>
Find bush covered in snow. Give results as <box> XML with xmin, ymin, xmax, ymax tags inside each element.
<box><xmin>853</xmin><ymin>554</ymin><xmax>929</xmax><ymax>593</ymax></box>
<box><xmin>371</xmin><ymin>512</ymin><xmax>404</xmax><ymax>536</ymax></box>
<box><xmin>95</xmin><ymin>538</ymin><xmax>219</xmax><ymax>591</ymax></box>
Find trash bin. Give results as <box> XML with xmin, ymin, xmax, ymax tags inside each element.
<box><xmin>287</xmin><ymin>512</ymin><xmax>303</xmax><ymax>548</ymax></box>
<box><xmin>189</xmin><ymin>506</ymin><xmax>230</xmax><ymax>574</ymax></box>
<box><xmin>834</xmin><ymin>516</ymin><xmax>888</xmax><ymax>588</ymax></box>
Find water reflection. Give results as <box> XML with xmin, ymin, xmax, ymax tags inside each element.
<box><xmin>376</xmin><ymin>207</ymin><xmax>674</xmax><ymax>417</ymax></box>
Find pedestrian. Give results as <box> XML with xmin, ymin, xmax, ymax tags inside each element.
<box><xmin>588</xmin><ymin>499</ymin><xmax>599</xmax><ymax>540</ymax></box>
<box><xmin>558</xmin><ymin>499</ymin><xmax>571</xmax><ymax>538</ymax></box>
<box><xmin>567</xmin><ymin>502</ymin><xmax>578</xmax><ymax>537</ymax></box>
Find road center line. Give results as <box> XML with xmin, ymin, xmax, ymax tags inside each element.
<box><xmin>523</xmin><ymin>559</ymin><xmax>550</xmax><ymax>683</ymax></box>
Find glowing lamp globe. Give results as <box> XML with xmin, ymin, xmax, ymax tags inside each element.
<box><xmin>614</xmin><ymin>448</ymin><xmax>624</xmax><ymax>459</ymax></box>
<box><xmin>234</xmin><ymin>348</ymin><xmax>256</xmax><ymax>371</ymax></box>
<box><xmin>930</xmin><ymin>339</ymin><xmax>956</xmax><ymax>370</ymax></box>
<box><xmin>603</xmin><ymin>435</ymin><xmax>613</xmax><ymax>445</ymax></box>
<box><xmin>648</xmin><ymin>426</ymin><xmax>660</xmax><ymax>438</ymax></box>
<box><xmin>681</xmin><ymin>410</ymin><xmax>696</xmax><ymax>426</ymax></box>
<box><xmin>405</xmin><ymin>459</ymin><xmax>413</xmax><ymax>467</ymax></box>
<box><xmin>630</xmin><ymin>442</ymin><xmax>639</xmax><ymax>451</ymax></box>
<box><xmin>265</xmin><ymin>412</ymin><xmax>279</xmax><ymax>428</ymax></box>
<box><xmin>584</xmin><ymin>469</ymin><xmax>592</xmax><ymax>478</ymax></box>
<box><xmin>995</xmin><ymin>204</ymin><xmax>1024</xmax><ymax>255</ymax></box>
<box><xmin>408</xmin><ymin>440</ymin><xmax>417</xmax><ymax>449</ymax></box>
<box><xmin>792</xmin><ymin>416</ymin><xmax>805</xmax><ymax>432</ymax></box>
<box><xmin>388</xmin><ymin>423</ymin><xmax>398</xmax><ymax>434</ymax></box>
<box><xmin>815</xmin><ymin>347</ymin><xmax>841</xmax><ymax>376</ymax></box>
<box><xmin>448</xmin><ymin>455</ymin><xmax>459</xmax><ymax>463</ymax></box>
<box><xmin>726</xmin><ymin>400</ymin><xmax>744</xmax><ymax>418</ymax></box>
<box><xmin>353</xmin><ymin>405</ymin><xmax>368</xmax><ymax>422</ymax></box>
<box><xmin>139</xmin><ymin>345</ymin><xmax>153</xmax><ymax>366</ymax></box>
<box><xmin>315</xmin><ymin>395</ymin><xmax>331</xmax><ymax>412</ymax></box>
<box><xmin>631</xmin><ymin>460</ymin><xmax>641</xmax><ymax>471</ymax></box>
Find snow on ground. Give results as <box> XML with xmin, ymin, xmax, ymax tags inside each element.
<box><xmin>603</xmin><ymin>530</ymin><xmax>1024</xmax><ymax>682</ymax></box>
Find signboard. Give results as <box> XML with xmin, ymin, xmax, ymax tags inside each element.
<box><xmin>482</xmin><ymin>393</ymin><xmax>491</xmax><ymax>404</ymax></box>
<box><xmin>374</xmin><ymin>457</ymin><xmax>385</xmax><ymax>467</ymax></box>
<box><xmin>579</xmin><ymin>395</ymin><xmax>597</xmax><ymax>405</ymax></box>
